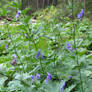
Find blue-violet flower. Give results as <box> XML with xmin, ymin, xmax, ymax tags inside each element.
<box><xmin>5</xmin><ymin>44</ymin><xmax>8</xmax><ymax>49</ymax></box>
<box><xmin>16</xmin><ymin>11</ymin><xmax>21</xmax><ymax>19</ymax></box>
<box><xmin>36</xmin><ymin>50</ymin><xmax>40</xmax><ymax>59</ymax></box>
<box><xmin>77</xmin><ymin>9</ymin><xmax>83</xmax><ymax>19</ymax></box>
<box><xmin>61</xmin><ymin>82</ymin><xmax>66</xmax><ymax>92</ymax></box>
<box><xmin>68</xmin><ymin>76</ymin><xmax>72</xmax><ymax>79</ymax></box>
<box><xmin>66</xmin><ymin>43</ymin><xmax>72</xmax><ymax>50</ymax></box>
<box><xmin>36</xmin><ymin>73</ymin><xmax>40</xmax><ymax>79</ymax></box>
<box><xmin>45</xmin><ymin>72</ymin><xmax>51</xmax><ymax>83</ymax></box>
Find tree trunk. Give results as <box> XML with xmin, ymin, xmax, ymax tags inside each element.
<box><xmin>84</xmin><ymin>0</ymin><xmax>86</xmax><ymax>16</ymax></box>
<box><xmin>21</xmin><ymin>0</ymin><xmax>57</xmax><ymax>14</ymax></box>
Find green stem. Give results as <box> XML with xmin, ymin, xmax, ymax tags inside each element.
<box><xmin>27</xmin><ymin>24</ymin><xmax>38</xmax><ymax>50</ymax></box>
<box><xmin>73</xmin><ymin>24</ymin><xmax>84</xmax><ymax>92</ymax></box>
<box><xmin>72</xmin><ymin>0</ymin><xmax>84</xmax><ymax>91</ymax></box>
<box><xmin>39</xmin><ymin>58</ymin><xmax>44</xmax><ymax>74</ymax></box>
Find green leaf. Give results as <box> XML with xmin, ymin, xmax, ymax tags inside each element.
<box><xmin>86</xmin><ymin>54</ymin><xmax>92</xmax><ymax>59</ymax></box>
<box><xmin>22</xmin><ymin>8</ymin><xmax>30</xmax><ymax>15</ymax></box>
<box><xmin>64</xmin><ymin>84</ymin><xmax>76</xmax><ymax>92</ymax></box>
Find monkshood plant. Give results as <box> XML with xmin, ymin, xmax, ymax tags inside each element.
<box><xmin>68</xmin><ymin>8</ymin><xmax>84</xmax><ymax>92</ymax></box>
<box><xmin>70</xmin><ymin>8</ymin><xmax>92</xmax><ymax>92</ymax></box>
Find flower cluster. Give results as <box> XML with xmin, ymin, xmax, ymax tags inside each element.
<box><xmin>36</xmin><ymin>73</ymin><xmax>41</xmax><ymax>79</ymax></box>
<box><xmin>10</xmin><ymin>54</ymin><xmax>17</xmax><ymax>66</ymax></box>
<box><xmin>31</xmin><ymin>73</ymin><xmax>40</xmax><ymax>82</ymax></box>
<box><xmin>66</xmin><ymin>43</ymin><xmax>72</xmax><ymax>50</ymax></box>
<box><xmin>31</xmin><ymin>72</ymin><xmax>72</xmax><ymax>91</ymax></box>
<box><xmin>36</xmin><ymin>50</ymin><xmax>41</xmax><ymax>59</ymax></box>
<box><xmin>31</xmin><ymin>75</ymin><xmax>35</xmax><ymax>82</ymax></box>
<box><xmin>16</xmin><ymin>11</ymin><xmax>21</xmax><ymax>19</ymax></box>
<box><xmin>8</xmin><ymin>34</ymin><xmax>11</xmax><ymax>37</ymax></box>
<box><xmin>45</xmin><ymin>72</ymin><xmax>51</xmax><ymax>83</ymax></box>
<box><xmin>61</xmin><ymin>81</ymin><xmax>66</xmax><ymax>92</ymax></box>
<box><xmin>77</xmin><ymin>9</ymin><xmax>83</xmax><ymax>19</ymax></box>
<box><xmin>41</xmin><ymin>55</ymin><xmax>44</xmax><ymax>59</ymax></box>
<box><xmin>36</xmin><ymin>50</ymin><xmax>44</xmax><ymax>59</ymax></box>
<box><xmin>14</xmin><ymin>0</ymin><xmax>16</xmax><ymax>2</ymax></box>
<box><xmin>61</xmin><ymin>76</ymin><xmax>72</xmax><ymax>92</ymax></box>
<box><xmin>12</xmin><ymin>54</ymin><xmax>17</xmax><ymax>58</ymax></box>
<box><xmin>66</xmin><ymin>43</ymin><xmax>77</xmax><ymax>53</ymax></box>
<box><xmin>68</xmin><ymin>76</ymin><xmax>72</xmax><ymax>79</ymax></box>
<box><xmin>5</xmin><ymin>44</ymin><xmax>8</xmax><ymax>49</ymax></box>
<box><xmin>31</xmin><ymin>72</ymin><xmax>51</xmax><ymax>84</ymax></box>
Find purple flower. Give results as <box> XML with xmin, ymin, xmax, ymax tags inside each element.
<box><xmin>47</xmin><ymin>72</ymin><xmax>51</xmax><ymax>80</ymax></box>
<box><xmin>5</xmin><ymin>44</ymin><xmax>8</xmax><ymax>49</ymax></box>
<box><xmin>68</xmin><ymin>76</ymin><xmax>72</xmax><ymax>79</ymax></box>
<box><xmin>8</xmin><ymin>34</ymin><xmax>11</xmax><ymax>37</ymax></box>
<box><xmin>41</xmin><ymin>55</ymin><xmax>44</xmax><ymax>59</ymax></box>
<box><xmin>24</xmin><ymin>34</ymin><xmax>28</xmax><ymax>38</ymax></box>
<box><xmin>12</xmin><ymin>54</ymin><xmax>17</xmax><ymax>58</ymax></box>
<box><xmin>80</xmin><ymin>9</ymin><xmax>83</xmax><ymax>14</ymax></box>
<box><xmin>36</xmin><ymin>73</ymin><xmax>40</xmax><ymax>79</ymax></box>
<box><xmin>66</xmin><ymin>43</ymin><xmax>72</xmax><ymax>50</ymax></box>
<box><xmin>10</xmin><ymin>57</ymin><xmax>17</xmax><ymax>66</ymax></box>
<box><xmin>80</xmin><ymin>13</ymin><xmax>83</xmax><ymax>18</ymax></box>
<box><xmin>16</xmin><ymin>11</ymin><xmax>21</xmax><ymax>19</ymax></box>
<box><xmin>14</xmin><ymin>0</ymin><xmax>16</xmax><ymax>2</ymax></box>
<box><xmin>31</xmin><ymin>75</ymin><xmax>35</xmax><ymax>82</ymax></box>
<box><xmin>46</xmin><ymin>77</ymin><xmax>49</xmax><ymax>83</ymax></box>
<box><xmin>45</xmin><ymin>72</ymin><xmax>51</xmax><ymax>83</ymax></box>
<box><xmin>77</xmin><ymin>9</ymin><xmax>83</xmax><ymax>19</ymax></box>
<box><xmin>77</xmin><ymin>14</ymin><xmax>81</xmax><ymax>19</ymax></box>
<box><xmin>72</xmin><ymin>48</ymin><xmax>77</xmax><ymax>51</ymax></box>
<box><xmin>36</xmin><ymin>50</ymin><xmax>40</xmax><ymax>59</ymax></box>
<box><xmin>61</xmin><ymin>82</ymin><xmax>66</xmax><ymax>92</ymax></box>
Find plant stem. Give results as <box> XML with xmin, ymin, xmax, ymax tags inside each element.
<box><xmin>39</xmin><ymin>58</ymin><xmax>44</xmax><ymax>74</ymax></box>
<box><xmin>72</xmin><ymin>0</ymin><xmax>74</xmax><ymax>20</ymax></box>
<box><xmin>72</xmin><ymin>0</ymin><xmax>84</xmax><ymax>91</ymax></box>
<box><xmin>73</xmin><ymin>24</ymin><xmax>84</xmax><ymax>92</ymax></box>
